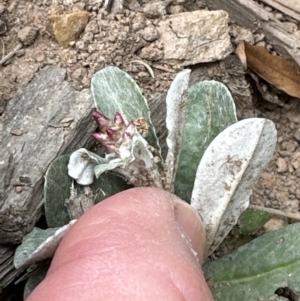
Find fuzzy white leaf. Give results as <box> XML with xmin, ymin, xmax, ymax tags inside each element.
<box><xmin>191</xmin><ymin>118</ymin><xmax>277</xmax><ymax>256</ymax></box>
<box><xmin>14</xmin><ymin>220</ymin><xmax>77</xmax><ymax>269</ymax></box>
<box><xmin>68</xmin><ymin>148</ymin><xmax>109</xmax><ymax>185</ymax></box>
<box><xmin>165</xmin><ymin>69</ymin><xmax>191</xmax><ymax>191</ymax></box>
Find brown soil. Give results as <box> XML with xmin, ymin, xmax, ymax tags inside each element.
<box><xmin>1</xmin><ymin>0</ymin><xmax>300</xmax><ymax>300</ymax></box>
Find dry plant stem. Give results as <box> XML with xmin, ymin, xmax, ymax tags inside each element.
<box><xmin>65</xmin><ymin>183</ymin><xmax>94</xmax><ymax>219</ymax></box>
<box><xmin>131</xmin><ymin>60</ymin><xmax>155</xmax><ymax>78</ymax></box>
<box><xmin>151</xmin><ymin>64</ymin><xmax>175</xmax><ymax>73</ymax></box>
<box><xmin>0</xmin><ymin>43</ymin><xmax>22</xmax><ymax>66</ymax></box>
<box><xmin>250</xmin><ymin>204</ymin><xmax>300</xmax><ymax>221</ymax></box>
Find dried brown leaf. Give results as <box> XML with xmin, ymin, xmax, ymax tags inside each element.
<box><xmin>238</xmin><ymin>41</ymin><xmax>300</xmax><ymax>98</ymax></box>
<box><xmin>235</xmin><ymin>42</ymin><xmax>247</xmax><ymax>69</ymax></box>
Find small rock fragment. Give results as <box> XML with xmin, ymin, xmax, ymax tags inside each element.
<box><xmin>144</xmin><ymin>1</ymin><xmax>167</xmax><ymax>18</ymax></box>
<box><xmin>128</xmin><ymin>0</ymin><xmax>141</xmax><ymax>10</ymax></box>
<box><xmin>140</xmin><ymin>26</ymin><xmax>159</xmax><ymax>42</ymax></box>
<box><xmin>263</xmin><ymin>217</ymin><xmax>287</xmax><ymax>232</ymax></box>
<box><xmin>167</xmin><ymin>5</ymin><xmax>184</xmax><ymax>14</ymax></box>
<box><xmin>72</xmin><ymin>67</ymin><xmax>87</xmax><ymax>81</ymax></box>
<box><xmin>48</xmin><ymin>11</ymin><xmax>89</xmax><ymax>48</ymax></box>
<box><xmin>85</xmin><ymin>19</ymin><xmax>99</xmax><ymax>34</ymax></box>
<box><xmin>276</xmin><ymin>157</ymin><xmax>288</xmax><ymax>173</ymax></box>
<box><xmin>0</xmin><ymin>19</ymin><xmax>6</xmax><ymax>35</ymax></box>
<box><xmin>15</xmin><ymin>49</ymin><xmax>25</xmax><ymax>57</ymax></box>
<box><xmin>132</xmin><ymin>15</ymin><xmax>146</xmax><ymax>32</ymax></box>
<box><xmin>139</xmin><ymin>44</ymin><xmax>163</xmax><ymax>61</ymax></box>
<box><xmin>292</xmin><ymin>129</ymin><xmax>300</xmax><ymax>144</ymax></box>
<box><xmin>18</xmin><ymin>27</ymin><xmax>38</xmax><ymax>46</ymax></box>
<box><xmin>33</xmin><ymin>50</ymin><xmax>46</xmax><ymax>62</ymax></box>
<box><xmin>0</xmin><ymin>4</ymin><xmax>8</xmax><ymax>35</ymax></box>
<box><xmin>15</xmin><ymin>186</ymin><xmax>22</xmax><ymax>193</ymax></box>
<box><xmin>10</xmin><ymin>128</ymin><xmax>23</xmax><ymax>136</ymax></box>
<box><xmin>60</xmin><ymin>49</ymin><xmax>78</xmax><ymax>65</ymax></box>
<box><xmin>75</xmin><ymin>40</ymin><xmax>85</xmax><ymax>50</ymax></box>
<box><xmin>291</xmin><ymin>152</ymin><xmax>300</xmax><ymax>170</ymax></box>
<box><xmin>282</xmin><ymin>21</ymin><xmax>298</xmax><ymax>33</ymax></box>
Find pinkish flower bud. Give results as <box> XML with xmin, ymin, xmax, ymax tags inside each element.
<box><xmin>93</xmin><ymin>132</ymin><xmax>108</xmax><ymax>142</ymax></box>
<box><xmin>104</xmin><ymin>142</ymin><xmax>119</xmax><ymax>154</ymax></box>
<box><xmin>114</xmin><ymin>112</ymin><xmax>124</xmax><ymax>125</ymax></box>
<box><xmin>122</xmin><ymin>131</ymin><xmax>131</xmax><ymax>143</ymax></box>
<box><xmin>106</xmin><ymin>128</ymin><xmax>117</xmax><ymax>139</ymax></box>
<box><xmin>125</xmin><ymin>121</ymin><xmax>135</xmax><ymax>136</ymax></box>
<box><xmin>93</xmin><ymin>110</ymin><xmax>110</xmax><ymax>128</ymax></box>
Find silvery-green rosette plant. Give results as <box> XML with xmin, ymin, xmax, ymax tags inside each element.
<box><xmin>14</xmin><ymin>67</ymin><xmax>300</xmax><ymax>301</ymax></box>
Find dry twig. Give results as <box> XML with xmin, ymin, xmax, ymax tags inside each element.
<box><xmin>131</xmin><ymin>60</ymin><xmax>155</xmax><ymax>78</ymax></box>
<box><xmin>250</xmin><ymin>204</ymin><xmax>300</xmax><ymax>221</ymax></box>
<box><xmin>0</xmin><ymin>43</ymin><xmax>22</xmax><ymax>66</ymax></box>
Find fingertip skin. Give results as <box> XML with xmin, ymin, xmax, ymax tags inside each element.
<box><xmin>27</xmin><ymin>188</ymin><xmax>214</xmax><ymax>301</ymax></box>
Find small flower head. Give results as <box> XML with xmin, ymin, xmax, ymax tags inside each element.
<box><xmin>104</xmin><ymin>142</ymin><xmax>119</xmax><ymax>154</ymax></box>
<box><xmin>106</xmin><ymin>128</ymin><xmax>117</xmax><ymax>139</ymax></box>
<box><xmin>114</xmin><ymin>112</ymin><xmax>125</xmax><ymax>126</ymax></box>
<box><xmin>93</xmin><ymin>132</ymin><xmax>108</xmax><ymax>142</ymax></box>
<box><xmin>93</xmin><ymin>110</ymin><xmax>110</xmax><ymax>128</ymax></box>
<box><xmin>93</xmin><ymin>110</ymin><xmax>136</xmax><ymax>155</ymax></box>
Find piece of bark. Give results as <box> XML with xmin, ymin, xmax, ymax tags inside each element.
<box><xmin>259</xmin><ymin>0</ymin><xmax>300</xmax><ymax>21</ymax></box>
<box><xmin>0</xmin><ymin>65</ymin><xmax>94</xmax><ymax>244</ymax></box>
<box><xmin>206</xmin><ymin>0</ymin><xmax>300</xmax><ymax>65</ymax></box>
<box><xmin>0</xmin><ymin>245</ymin><xmax>22</xmax><ymax>293</ymax></box>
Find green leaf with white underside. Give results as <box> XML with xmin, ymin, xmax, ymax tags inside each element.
<box><xmin>46</xmin><ymin>154</ymin><xmax>130</xmax><ymax>228</ymax></box>
<box><xmin>203</xmin><ymin>223</ymin><xmax>300</xmax><ymax>301</ymax></box>
<box><xmin>14</xmin><ymin>221</ymin><xmax>76</xmax><ymax>269</ymax></box>
<box><xmin>91</xmin><ymin>66</ymin><xmax>161</xmax><ymax>159</ymax></box>
<box><xmin>165</xmin><ymin>69</ymin><xmax>191</xmax><ymax>192</ymax></box>
<box><xmin>175</xmin><ymin>81</ymin><xmax>237</xmax><ymax>202</ymax></box>
<box><xmin>191</xmin><ymin>118</ymin><xmax>277</xmax><ymax>256</ymax></box>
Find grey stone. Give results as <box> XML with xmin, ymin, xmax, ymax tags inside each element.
<box><xmin>140</xmin><ymin>26</ymin><xmax>159</xmax><ymax>42</ymax></box>
<box><xmin>156</xmin><ymin>10</ymin><xmax>232</xmax><ymax>66</ymax></box>
<box><xmin>18</xmin><ymin>26</ymin><xmax>38</xmax><ymax>46</ymax></box>
<box><xmin>0</xmin><ymin>65</ymin><xmax>94</xmax><ymax>244</ymax></box>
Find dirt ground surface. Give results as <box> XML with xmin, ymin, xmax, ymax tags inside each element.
<box><xmin>1</xmin><ymin>0</ymin><xmax>300</xmax><ymax>300</ymax></box>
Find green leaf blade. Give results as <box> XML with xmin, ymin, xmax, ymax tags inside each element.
<box><xmin>204</xmin><ymin>223</ymin><xmax>300</xmax><ymax>301</ymax></box>
<box><xmin>91</xmin><ymin>66</ymin><xmax>161</xmax><ymax>158</ymax></box>
<box><xmin>14</xmin><ymin>226</ymin><xmax>61</xmax><ymax>269</ymax></box>
<box><xmin>44</xmin><ymin>155</ymin><xmax>72</xmax><ymax>228</ymax></box>
<box><xmin>238</xmin><ymin>208</ymin><xmax>271</xmax><ymax>235</ymax></box>
<box><xmin>46</xmin><ymin>154</ymin><xmax>131</xmax><ymax>228</ymax></box>
<box><xmin>175</xmin><ymin>81</ymin><xmax>237</xmax><ymax>202</ymax></box>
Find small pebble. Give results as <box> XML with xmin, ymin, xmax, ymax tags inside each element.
<box><xmin>143</xmin><ymin>1</ymin><xmax>167</xmax><ymax>18</ymax></box>
<box><xmin>10</xmin><ymin>128</ymin><xmax>23</xmax><ymax>136</ymax></box>
<box><xmin>264</xmin><ymin>6</ymin><xmax>273</xmax><ymax>12</ymax></box>
<box><xmin>274</xmin><ymin>12</ymin><xmax>284</xmax><ymax>21</ymax></box>
<box><xmin>15</xmin><ymin>186</ymin><xmax>22</xmax><ymax>193</ymax></box>
<box><xmin>18</xmin><ymin>26</ymin><xmax>38</xmax><ymax>46</ymax></box>
<box><xmin>276</xmin><ymin>157</ymin><xmax>288</xmax><ymax>173</ymax></box>
<box><xmin>140</xmin><ymin>26</ymin><xmax>159</xmax><ymax>42</ymax></box>
<box><xmin>292</xmin><ymin>130</ymin><xmax>300</xmax><ymax>144</ymax></box>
